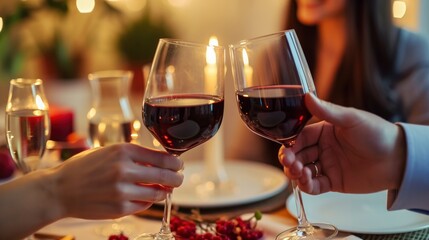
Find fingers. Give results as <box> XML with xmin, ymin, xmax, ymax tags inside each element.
<box><xmin>305</xmin><ymin>93</ymin><xmax>356</xmax><ymax>128</ymax></box>
<box><xmin>292</xmin><ymin>121</ymin><xmax>325</xmax><ymax>152</ymax></box>
<box><xmin>125</xmin><ymin>163</ymin><xmax>184</xmax><ymax>188</ymax></box>
<box><xmin>279</xmin><ymin>144</ymin><xmax>320</xmax><ymax>168</ymax></box>
<box><xmin>118</xmin><ymin>182</ymin><xmax>171</xmax><ymax>203</ymax></box>
<box><xmin>121</xmin><ymin>143</ymin><xmax>184</xmax><ymax>172</ymax></box>
<box><xmin>279</xmin><ymin>145</ymin><xmax>332</xmax><ymax>195</ymax></box>
<box><xmin>305</xmin><ymin>161</ymin><xmax>322</xmax><ymax>178</ymax></box>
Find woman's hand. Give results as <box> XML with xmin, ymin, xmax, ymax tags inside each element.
<box><xmin>52</xmin><ymin>143</ymin><xmax>184</xmax><ymax>219</ymax></box>
<box><xmin>278</xmin><ymin>94</ymin><xmax>406</xmax><ymax>195</ymax></box>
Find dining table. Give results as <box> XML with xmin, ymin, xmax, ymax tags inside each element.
<box><xmin>34</xmin><ymin>179</ymin><xmax>429</xmax><ymax>240</ymax></box>
<box><xmin>2</xmin><ymin>77</ymin><xmax>428</xmax><ymax>240</ymax></box>
<box><xmin>2</xmin><ymin>131</ymin><xmax>428</xmax><ymax>240</ymax></box>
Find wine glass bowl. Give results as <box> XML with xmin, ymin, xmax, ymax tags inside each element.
<box><xmin>138</xmin><ymin>38</ymin><xmax>225</xmax><ymax>239</ymax></box>
<box><xmin>5</xmin><ymin>78</ymin><xmax>50</xmax><ymax>175</ymax></box>
<box><xmin>229</xmin><ymin>30</ymin><xmax>337</xmax><ymax>239</ymax></box>
<box><xmin>143</xmin><ymin>94</ymin><xmax>224</xmax><ymax>156</ymax></box>
<box><xmin>236</xmin><ymin>86</ymin><xmax>312</xmax><ymax>146</ymax></box>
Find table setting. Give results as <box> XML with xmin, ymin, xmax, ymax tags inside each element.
<box><xmin>30</xmin><ymin>187</ymin><xmax>429</xmax><ymax>240</ymax></box>
<box><xmin>1</xmin><ymin>30</ymin><xmax>429</xmax><ymax>240</ymax></box>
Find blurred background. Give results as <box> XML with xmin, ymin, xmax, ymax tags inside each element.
<box><xmin>0</xmin><ymin>0</ymin><xmax>428</xmax><ymax>161</ymax></box>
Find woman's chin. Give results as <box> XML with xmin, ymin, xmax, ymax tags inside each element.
<box><xmin>297</xmin><ymin>13</ymin><xmax>323</xmax><ymax>26</ymax></box>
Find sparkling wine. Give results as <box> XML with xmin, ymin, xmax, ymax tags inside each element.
<box><xmin>88</xmin><ymin>121</ymin><xmax>138</xmax><ymax>147</ymax></box>
<box><xmin>143</xmin><ymin>94</ymin><xmax>224</xmax><ymax>156</ymax></box>
<box><xmin>236</xmin><ymin>85</ymin><xmax>312</xmax><ymax>143</ymax></box>
<box><xmin>6</xmin><ymin>109</ymin><xmax>50</xmax><ymax>173</ymax></box>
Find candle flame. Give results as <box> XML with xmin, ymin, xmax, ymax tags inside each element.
<box><xmin>206</xmin><ymin>36</ymin><xmax>218</xmax><ymax>65</ymax></box>
<box><xmin>242</xmin><ymin>49</ymin><xmax>250</xmax><ymax>66</ymax></box>
<box><xmin>209</xmin><ymin>36</ymin><xmax>219</xmax><ymax>47</ymax></box>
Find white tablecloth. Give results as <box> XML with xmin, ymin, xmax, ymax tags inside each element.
<box><xmin>37</xmin><ymin>214</ymin><xmax>360</xmax><ymax>240</ymax></box>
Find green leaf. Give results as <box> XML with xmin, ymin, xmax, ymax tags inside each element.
<box><xmin>254</xmin><ymin>210</ymin><xmax>263</xmax><ymax>220</ymax></box>
<box><xmin>116</xmin><ymin>14</ymin><xmax>174</xmax><ymax>64</ymax></box>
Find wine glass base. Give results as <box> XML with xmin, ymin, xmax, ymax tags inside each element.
<box><xmin>133</xmin><ymin>232</ymin><xmax>174</xmax><ymax>240</ymax></box>
<box><xmin>276</xmin><ymin>223</ymin><xmax>338</xmax><ymax>240</ymax></box>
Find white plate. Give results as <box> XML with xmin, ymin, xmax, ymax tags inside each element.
<box><xmin>172</xmin><ymin>160</ymin><xmax>288</xmax><ymax>208</ymax></box>
<box><xmin>286</xmin><ymin>191</ymin><xmax>429</xmax><ymax>234</ymax></box>
<box><xmin>240</xmin><ymin>213</ymin><xmax>361</xmax><ymax>240</ymax></box>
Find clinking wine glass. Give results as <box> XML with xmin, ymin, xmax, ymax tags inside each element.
<box><xmin>229</xmin><ymin>30</ymin><xmax>338</xmax><ymax>239</ymax></box>
<box><xmin>137</xmin><ymin>38</ymin><xmax>225</xmax><ymax>240</ymax></box>
<box><xmin>5</xmin><ymin>78</ymin><xmax>50</xmax><ymax>175</ymax></box>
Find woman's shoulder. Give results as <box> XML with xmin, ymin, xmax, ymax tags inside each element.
<box><xmin>395</xmin><ymin>28</ymin><xmax>429</xmax><ymax>73</ymax></box>
<box><xmin>397</xmin><ymin>28</ymin><xmax>429</xmax><ymax>63</ymax></box>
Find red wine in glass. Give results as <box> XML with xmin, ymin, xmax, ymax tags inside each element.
<box><xmin>230</xmin><ymin>30</ymin><xmax>337</xmax><ymax>239</ymax></box>
<box><xmin>143</xmin><ymin>94</ymin><xmax>224</xmax><ymax>156</ymax></box>
<box><xmin>138</xmin><ymin>38</ymin><xmax>225</xmax><ymax>240</ymax></box>
<box><xmin>236</xmin><ymin>85</ymin><xmax>312</xmax><ymax>145</ymax></box>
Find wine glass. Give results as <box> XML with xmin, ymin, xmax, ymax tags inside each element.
<box><xmin>5</xmin><ymin>78</ymin><xmax>51</xmax><ymax>239</ymax></box>
<box><xmin>5</xmin><ymin>78</ymin><xmax>50</xmax><ymax>175</ymax></box>
<box><xmin>229</xmin><ymin>30</ymin><xmax>338</xmax><ymax>239</ymax></box>
<box><xmin>137</xmin><ymin>38</ymin><xmax>225</xmax><ymax>240</ymax></box>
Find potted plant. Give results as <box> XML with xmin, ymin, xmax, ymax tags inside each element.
<box><xmin>116</xmin><ymin>9</ymin><xmax>174</xmax><ymax>95</ymax></box>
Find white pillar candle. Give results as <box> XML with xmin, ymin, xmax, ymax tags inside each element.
<box><xmin>203</xmin><ymin>36</ymin><xmax>228</xmax><ymax>184</ymax></box>
<box><xmin>242</xmin><ymin>48</ymin><xmax>253</xmax><ymax>88</ymax></box>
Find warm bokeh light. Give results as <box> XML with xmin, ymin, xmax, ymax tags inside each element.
<box><xmin>106</xmin><ymin>0</ymin><xmax>147</xmax><ymax>13</ymax></box>
<box><xmin>167</xmin><ymin>0</ymin><xmax>190</xmax><ymax>8</ymax></box>
<box><xmin>152</xmin><ymin>138</ymin><xmax>161</xmax><ymax>147</ymax></box>
<box><xmin>125</xmin><ymin>0</ymin><xmax>146</xmax><ymax>12</ymax></box>
<box><xmin>242</xmin><ymin>49</ymin><xmax>249</xmax><ymax>65</ymax></box>
<box><xmin>76</xmin><ymin>0</ymin><xmax>95</xmax><ymax>13</ymax></box>
<box><xmin>393</xmin><ymin>0</ymin><xmax>407</xmax><ymax>19</ymax></box>
<box><xmin>208</xmin><ymin>36</ymin><xmax>219</xmax><ymax>47</ymax></box>
<box><xmin>0</xmin><ymin>17</ymin><xmax>3</xmax><ymax>33</ymax></box>
<box><xmin>206</xmin><ymin>36</ymin><xmax>218</xmax><ymax>65</ymax></box>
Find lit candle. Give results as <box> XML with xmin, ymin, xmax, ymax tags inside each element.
<box><xmin>49</xmin><ymin>106</ymin><xmax>74</xmax><ymax>142</ymax></box>
<box><xmin>242</xmin><ymin>48</ymin><xmax>253</xmax><ymax>87</ymax></box>
<box><xmin>204</xmin><ymin>36</ymin><xmax>218</xmax><ymax>94</ymax></box>
<box><xmin>203</xmin><ymin>36</ymin><xmax>227</xmax><ymax>184</ymax></box>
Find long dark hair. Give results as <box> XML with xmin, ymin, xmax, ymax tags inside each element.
<box><xmin>284</xmin><ymin>0</ymin><xmax>403</xmax><ymax>121</ymax></box>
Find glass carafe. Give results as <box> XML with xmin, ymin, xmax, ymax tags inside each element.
<box><xmin>87</xmin><ymin>70</ymin><xmax>139</xmax><ymax>148</ymax></box>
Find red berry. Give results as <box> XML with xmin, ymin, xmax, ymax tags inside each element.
<box><xmin>0</xmin><ymin>149</ymin><xmax>15</xmax><ymax>179</ymax></box>
<box><xmin>107</xmin><ymin>232</ymin><xmax>128</xmax><ymax>240</ymax></box>
<box><xmin>171</xmin><ymin>214</ymin><xmax>263</xmax><ymax>240</ymax></box>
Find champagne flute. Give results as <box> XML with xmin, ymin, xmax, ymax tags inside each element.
<box><xmin>229</xmin><ymin>30</ymin><xmax>338</xmax><ymax>239</ymax></box>
<box><xmin>5</xmin><ymin>78</ymin><xmax>50</xmax><ymax>175</ymax></box>
<box><xmin>137</xmin><ymin>39</ymin><xmax>225</xmax><ymax>240</ymax></box>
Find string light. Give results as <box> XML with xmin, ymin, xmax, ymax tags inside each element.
<box><xmin>76</xmin><ymin>0</ymin><xmax>95</xmax><ymax>13</ymax></box>
<box><xmin>393</xmin><ymin>0</ymin><xmax>407</xmax><ymax>19</ymax></box>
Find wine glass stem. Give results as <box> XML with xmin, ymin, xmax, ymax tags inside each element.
<box><xmin>291</xmin><ymin>180</ymin><xmax>313</xmax><ymax>233</ymax></box>
<box><xmin>159</xmin><ymin>192</ymin><xmax>172</xmax><ymax>235</ymax></box>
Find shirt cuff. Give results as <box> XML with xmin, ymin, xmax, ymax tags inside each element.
<box><xmin>387</xmin><ymin>123</ymin><xmax>429</xmax><ymax>212</ymax></box>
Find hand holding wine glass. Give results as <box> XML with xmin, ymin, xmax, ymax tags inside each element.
<box><xmin>229</xmin><ymin>30</ymin><xmax>337</xmax><ymax>239</ymax></box>
<box><xmin>137</xmin><ymin>39</ymin><xmax>225</xmax><ymax>240</ymax></box>
<box><xmin>5</xmin><ymin>78</ymin><xmax>50</xmax><ymax>175</ymax></box>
